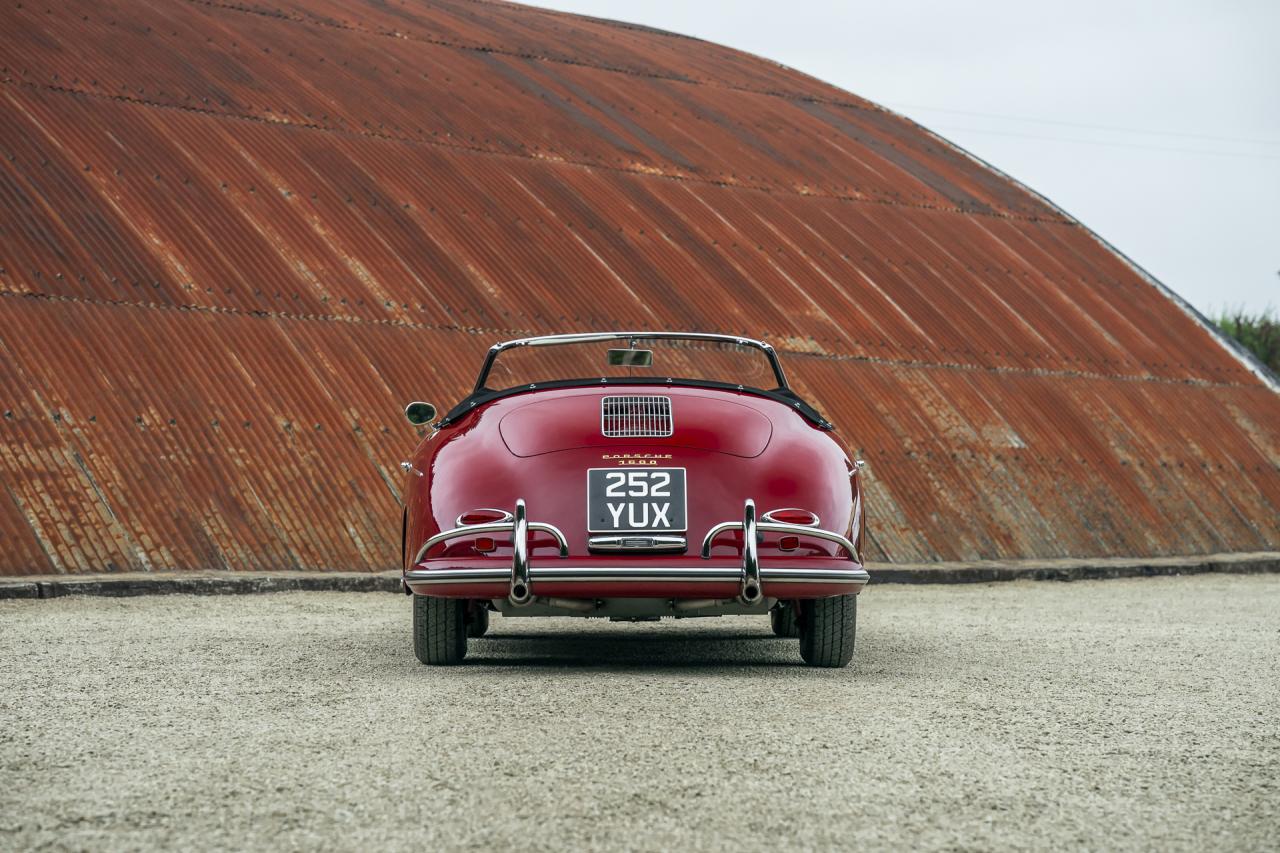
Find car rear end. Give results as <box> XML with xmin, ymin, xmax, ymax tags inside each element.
<box><xmin>404</xmin><ymin>385</ymin><xmax>867</xmax><ymax>626</ymax></box>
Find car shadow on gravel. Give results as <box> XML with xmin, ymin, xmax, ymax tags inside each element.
<box><xmin>419</xmin><ymin>627</ymin><xmax>910</xmax><ymax>672</ymax></box>
<box><xmin>372</xmin><ymin>609</ymin><xmax>921</xmax><ymax>673</ymax></box>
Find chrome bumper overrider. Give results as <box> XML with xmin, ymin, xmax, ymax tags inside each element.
<box><xmin>700</xmin><ymin>500</ymin><xmax>859</xmax><ymax>560</ymax></box>
<box><xmin>406</xmin><ymin>497</ymin><xmax>868</xmax><ymax>602</ymax></box>
<box><xmin>698</xmin><ymin>498</ymin><xmax>861</xmax><ymax>603</ymax></box>
<box><xmin>413</xmin><ymin>498</ymin><xmax>569</xmax><ymax>605</ymax></box>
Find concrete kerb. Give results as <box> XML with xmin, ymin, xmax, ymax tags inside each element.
<box><xmin>1</xmin><ymin>552</ymin><xmax>1277</xmax><ymax>600</ymax></box>
<box><xmin>0</xmin><ymin>550</ymin><xmax>1274</xmax><ymax>596</ymax></box>
<box><xmin>870</xmin><ymin>552</ymin><xmax>1280</xmax><ymax>584</ymax></box>
<box><xmin>0</xmin><ymin>572</ymin><xmax>403</xmax><ymax>600</ymax></box>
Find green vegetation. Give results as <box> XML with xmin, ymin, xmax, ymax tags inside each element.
<box><xmin>1214</xmin><ymin>308</ymin><xmax>1280</xmax><ymax>373</ymax></box>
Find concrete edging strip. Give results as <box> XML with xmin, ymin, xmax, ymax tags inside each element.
<box><xmin>0</xmin><ymin>572</ymin><xmax>403</xmax><ymax>600</ymax></box>
<box><xmin>869</xmin><ymin>551</ymin><xmax>1280</xmax><ymax>584</ymax></box>
<box><xmin>1</xmin><ymin>552</ymin><xmax>1277</xmax><ymax>600</ymax></box>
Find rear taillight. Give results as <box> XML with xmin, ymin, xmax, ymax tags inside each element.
<box><xmin>473</xmin><ymin>537</ymin><xmax>496</xmax><ymax>553</ymax></box>
<box><xmin>456</xmin><ymin>508</ymin><xmax>514</xmax><ymax>527</ymax></box>
<box><xmin>761</xmin><ymin>508</ymin><xmax>820</xmax><ymax>527</ymax></box>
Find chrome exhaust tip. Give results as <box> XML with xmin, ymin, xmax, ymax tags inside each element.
<box><xmin>739</xmin><ymin>582</ymin><xmax>762</xmax><ymax>605</ymax></box>
<box><xmin>509</xmin><ymin>582</ymin><xmax>534</xmax><ymax>606</ymax></box>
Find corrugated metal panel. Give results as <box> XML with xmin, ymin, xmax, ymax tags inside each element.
<box><xmin>0</xmin><ymin>0</ymin><xmax>1276</xmax><ymax>575</ymax></box>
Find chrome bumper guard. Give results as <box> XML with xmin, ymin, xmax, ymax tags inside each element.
<box><xmin>412</xmin><ymin>498</ymin><xmax>569</xmax><ymax>605</ymax></box>
<box><xmin>700</xmin><ymin>498</ymin><xmax>861</xmax><ymax>602</ymax></box>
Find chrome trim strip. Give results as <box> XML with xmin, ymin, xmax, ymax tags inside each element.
<box><xmin>405</xmin><ymin>565</ymin><xmax>869</xmax><ymax>586</ymax></box>
<box><xmin>407</xmin><ymin>568</ymin><xmax>511</xmax><ymax>584</ymax></box>
<box><xmin>760</xmin><ymin>567</ymin><xmax>870</xmax><ymax>584</ymax></box>
<box><xmin>533</xmin><ymin>567</ymin><xmax>740</xmax><ymax>582</ymax></box>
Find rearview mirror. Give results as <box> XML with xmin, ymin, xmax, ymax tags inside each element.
<box><xmin>608</xmin><ymin>348</ymin><xmax>653</xmax><ymax>367</ymax></box>
<box><xmin>404</xmin><ymin>401</ymin><xmax>437</xmax><ymax>426</ymax></box>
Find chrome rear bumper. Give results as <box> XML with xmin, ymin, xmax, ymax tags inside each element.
<box><xmin>404</xmin><ymin>565</ymin><xmax>870</xmax><ymax>587</ymax></box>
<box><xmin>406</xmin><ymin>497</ymin><xmax>868</xmax><ymax>602</ymax></box>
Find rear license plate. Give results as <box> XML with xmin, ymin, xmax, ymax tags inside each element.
<box><xmin>587</xmin><ymin>468</ymin><xmax>687</xmax><ymax>533</ymax></box>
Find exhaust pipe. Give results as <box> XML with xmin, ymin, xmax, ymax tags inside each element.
<box><xmin>672</xmin><ymin>598</ymin><xmax>735</xmax><ymax>612</ymax></box>
<box><xmin>507</xmin><ymin>591</ymin><xmax>593</xmax><ymax>611</ymax></box>
<box><xmin>509</xmin><ymin>582</ymin><xmax>535</xmax><ymax>606</ymax></box>
<box><xmin>540</xmin><ymin>596</ymin><xmax>597</xmax><ymax>613</ymax></box>
<box><xmin>738</xmin><ymin>582</ymin><xmax>763</xmax><ymax>606</ymax></box>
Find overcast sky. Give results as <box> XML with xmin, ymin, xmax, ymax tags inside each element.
<box><xmin>544</xmin><ymin>0</ymin><xmax>1279</xmax><ymax>316</ymax></box>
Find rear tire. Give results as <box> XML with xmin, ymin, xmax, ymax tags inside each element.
<box><xmin>798</xmin><ymin>594</ymin><xmax>856</xmax><ymax>668</ymax></box>
<box><xmin>413</xmin><ymin>595</ymin><xmax>467</xmax><ymax>665</ymax></box>
<box><xmin>467</xmin><ymin>605</ymin><xmax>490</xmax><ymax>638</ymax></box>
<box><xmin>770</xmin><ymin>603</ymin><xmax>800</xmax><ymax>637</ymax></box>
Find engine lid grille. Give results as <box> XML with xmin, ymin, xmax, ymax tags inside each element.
<box><xmin>601</xmin><ymin>395</ymin><xmax>673</xmax><ymax>438</ymax></box>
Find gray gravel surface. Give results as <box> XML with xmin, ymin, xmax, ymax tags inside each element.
<box><xmin>2</xmin><ymin>575</ymin><xmax>1277</xmax><ymax>851</ymax></box>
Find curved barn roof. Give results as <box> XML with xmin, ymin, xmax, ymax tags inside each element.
<box><xmin>1</xmin><ymin>0</ymin><xmax>1276</xmax><ymax>574</ymax></box>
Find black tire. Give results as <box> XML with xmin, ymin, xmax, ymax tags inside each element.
<box><xmin>770</xmin><ymin>603</ymin><xmax>800</xmax><ymax>637</ymax></box>
<box><xmin>798</xmin><ymin>594</ymin><xmax>857</xmax><ymax>668</ymax></box>
<box><xmin>413</xmin><ymin>595</ymin><xmax>467</xmax><ymax>665</ymax></box>
<box><xmin>467</xmin><ymin>605</ymin><xmax>490</xmax><ymax>638</ymax></box>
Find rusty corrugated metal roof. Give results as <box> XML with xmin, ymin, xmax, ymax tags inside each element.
<box><xmin>0</xmin><ymin>0</ymin><xmax>1276</xmax><ymax>575</ymax></box>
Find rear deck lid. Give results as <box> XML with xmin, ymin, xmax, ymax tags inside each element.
<box><xmin>499</xmin><ymin>392</ymin><xmax>772</xmax><ymax>457</ymax></box>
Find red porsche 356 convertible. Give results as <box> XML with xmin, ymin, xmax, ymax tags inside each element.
<box><xmin>400</xmin><ymin>332</ymin><xmax>868</xmax><ymax>667</ymax></box>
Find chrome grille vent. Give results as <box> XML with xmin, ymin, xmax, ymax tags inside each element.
<box><xmin>601</xmin><ymin>395</ymin><xmax>673</xmax><ymax>438</ymax></box>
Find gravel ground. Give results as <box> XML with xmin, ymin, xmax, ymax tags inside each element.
<box><xmin>1</xmin><ymin>575</ymin><xmax>1277</xmax><ymax>851</ymax></box>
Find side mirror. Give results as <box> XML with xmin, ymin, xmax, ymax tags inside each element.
<box><xmin>404</xmin><ymin>401</ymin><xmax>437</xmax><ymax>426</ymax></box>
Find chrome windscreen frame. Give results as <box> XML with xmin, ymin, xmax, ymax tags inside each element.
<box><xmin>471</xmin><ymin>332</ymin><xmax>790</xmax><ymax>395</ymax></box>
<box><xmin>436</xmin><ymin>331</ymin><xmax>833</xmax><ymax>431</ymax></box>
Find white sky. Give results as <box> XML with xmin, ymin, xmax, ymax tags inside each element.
<box><xmin>542</xmin><ymin>0</ymin><xmax>1280</xmax><ymax>316</ymax></box>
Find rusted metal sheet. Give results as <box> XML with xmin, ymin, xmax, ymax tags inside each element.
<box><xmin>0</xmin><ymin>0</ymin><xmax>1276</xmax><ymax>575</ymax></box>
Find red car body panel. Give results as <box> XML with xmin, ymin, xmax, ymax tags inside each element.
<box><xmin>499</xmin><ymin>390</ymin><xmax>774</xmax><ymax>458</ymax></box>
<box><xmin>402</xmin><ymin>383</ymin><xmax>866</xmax><ymax>601</ymax></box>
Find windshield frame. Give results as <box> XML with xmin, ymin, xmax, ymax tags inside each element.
<box><xmin>435</xmin><ymin>332</ymin><xmax>832</xmax><ymax>431</ymax></box>
<box><xmin>471</xmin><ymin>332</ymin><xmax>790</xmax><ymax>395</ymax></box>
